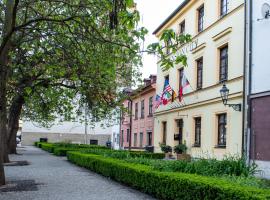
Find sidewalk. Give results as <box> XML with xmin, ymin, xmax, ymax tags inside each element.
<box><xmin>0</xmin><ymin>146</ymin><xmax>155</xmax><ymax>200</ymax></box>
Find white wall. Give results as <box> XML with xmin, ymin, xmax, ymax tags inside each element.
<box><xmin>251</xmin><ymin>0</ymin><xmax>270</xmax><ymax>94</ymax></box>
<box><xmin>22</xmin><ymin>120</ymin><xmax>113</xmax><ymax>135</ymax></box>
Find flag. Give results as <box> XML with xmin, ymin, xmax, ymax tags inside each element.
<box><xmin>179</xmin><ymin>73</ymin><xmax>190</xmax><ymax>102</ymax></box>
<box><xmin>171</xmin><ymin>89</ymin><xmax>177</xmax><ymax>102</ymax></box>
<box><xmin>161</xmin><ymin>91</ymin><xmax>171</xmax><ymax>105</ymax></box>
<box><xmin>155</xmin><ymin>94</ymin><xmax>162</xmax><ymax>108</ymax></box>
<box><xmin>163</xmin><ymin>78</ymin><xmax>172</xmax><ymax>93</ymax></box>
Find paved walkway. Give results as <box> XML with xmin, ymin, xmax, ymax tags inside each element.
<box><xmin>0</xmin><ymin>146</ymin><xmax>155</xmax><ymax>200</ymax></box>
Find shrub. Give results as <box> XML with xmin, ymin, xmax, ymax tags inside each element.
<box><xmin>160</xmin><ymin>144</ymin><xmax>172</xmax><ymax>153</ymax></box>
<box><xmin>67</xmin><ymin>152</ymin><xmax>270</xmax><ymax>200</ymax></box>
<box><xmin>174</xmin><ymin>144</ymin><xmax>187</xmax><ymax>154</ymax></box>
<box><xmin>41</xmin><ymin>143</ymin><xmax>55</xmax><ymax>153</ymax></box>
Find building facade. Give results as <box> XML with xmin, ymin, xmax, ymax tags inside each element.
<box><xmin>21</xmin><ymin>120</ymin><xmax>111</xmax><ymax>146</ymax></box>
<box><xmin>120</xmin><ymin>75</ymin><xmax>156</xmax><ymax>151</ymax></box>
<box><xmin>245</xmin><ymin>0</ymin><xmax>270</xmax><ymax>178</ymax></box>
<box><xmin>153</xmin><ymin>0</ymin><xmax>244</xmax><ymax>159</ymax></box>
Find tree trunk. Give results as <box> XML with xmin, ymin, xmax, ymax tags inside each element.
<box><xmin>0</xmin><ymin>0</ymin><xmax>18</xmax><ymax>185</ymax></box>
<box><xmin>7</xmin><ymin>95</ymin><xmax>24</xmax><ymax>154</ymax></box>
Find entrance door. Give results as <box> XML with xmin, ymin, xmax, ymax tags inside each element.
<box><xmin>250</xmin><ymin>96</ymin><xmax>270</xmax><ymax>161</ymax></box>
<box><xmin>177</xmin><ymin>119</ymin><xmax>184</xmax><ymax>144</ymax></box>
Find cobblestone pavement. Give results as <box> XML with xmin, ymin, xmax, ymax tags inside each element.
<box><xmin>0</xmin><ymin>146</ymin><xmax>155</xmax><ymax>200</ymax></box>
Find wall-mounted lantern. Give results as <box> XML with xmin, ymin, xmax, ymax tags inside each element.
<box><xmin>220</xmin><ymin>84</ymin><xmax>241</xmax><ymax>112</ymax></box>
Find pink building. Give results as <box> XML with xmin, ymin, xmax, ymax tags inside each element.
<box><xmin>120</xmin><ymin>75</ymin><xmax>156</xmax><ymax>151</ymax></box>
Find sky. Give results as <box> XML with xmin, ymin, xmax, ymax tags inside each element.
<box><xmin>134</xmin><ymin>0</ymin><xmax>183</xmax><ymax>79</ymax></box>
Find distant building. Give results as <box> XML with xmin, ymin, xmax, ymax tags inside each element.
<box><xmin>21</xmin><ymin>120</ymin><xmax>112</xmax><ymax>146</ymax></box>
<box><xmin>153</xmin><ymin>0</ymin><xmax>244</xmax><ymax>159</ymax></box>
<box><xmin>120</xmin><ymin>75</ymin><xmax>156</xmax><ymax>151</ymax></box>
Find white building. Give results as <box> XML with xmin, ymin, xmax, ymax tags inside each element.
<box><xmin>21</xmin><ymin>120</ymin><xmax>113</xmax><ymax>146</ymax></box>
<box><xmin>245</xmin><ymin>0</ymin><xmax>270</xmax><ymax>178</ymax></box>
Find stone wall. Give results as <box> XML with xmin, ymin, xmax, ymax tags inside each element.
<box><xmin>22</xmin><ymin>132</ymin><xmax>111</xmax><ymax>146</ymax></box>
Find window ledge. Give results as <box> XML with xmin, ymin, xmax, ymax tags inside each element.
<box><xmin>192</xmin><ymin>144</ymin><xmax>201</xmax><ymax>148</ymax></box>
<box><xmin>147</xmin><ymin>114</ymin><xmax>153</xmax><ymax>118</ymax></box>
<box><xmin>214</xmin><ymin>145</ymin><xmax>226</xmax><ymax>149</ymax></box>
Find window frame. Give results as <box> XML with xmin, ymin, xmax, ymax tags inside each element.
<box><xmin>147</xmin><ymin>132</ymin><xmax>152</xmax><ymax>146</ymax></box>
<box><xmin>217</xmin><ymin>113</ymin><xmax>227</xmax><ymax>147</ymax></box>
<box><xmin>149</xmin><ymin>96</ymin><xmax>153</xmax><ymax>116</ymax></box>
<box><xmin>194</xmin><ymin>117</ymin><xmax>201</xmax><ymax>147</ymax></box>
<box><xmin>219</xmin><ymin>45</ymin><xmax>228</xmax><ymax>82</ymax></box>
<box><xmin>197</xmin><ymin>5</ymin><xmax>204</xmax><ymax>33</ymax></box>
<box><xmin>139</xmin><ymin>132</ymin><xmax>143</xmax><ymax>147</ymax></box>
<box><xmin>196</xmin><ymin>57</ymin><xmax>203</xmax><ymax>90</ymax></box>
<box><xmin>135</xmin><ymin>102</ymin><xmax>138</xmax><ymax>120</ymax></box>
<box><xmin>141</xmin><ymin>100</ymin><xmax>145</xmax><ymax>119</ymax></box>
<box><xmin>133</xmin><ymin>133</ymin><xmax>137</xmax><ymax>147</ymax></box>
<box><xmin>220</xmin><ymin>0</ymin><xmax>228</xmax><ymax>17</ymax></box>
<box><xmin>179</xmin><ymin>20</ymin><xmax>185</xmax><ymax>35</ymax></box>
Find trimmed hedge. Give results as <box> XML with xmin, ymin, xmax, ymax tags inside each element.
<box><xmin>41</xmin><ymin>143</ymin><xmax>55</xmax><ymax>153</ymax></box>
<box><xmin>67</xmin><ymin>152</ymin><xmax>270</xmax><ymax>200</ymax></box>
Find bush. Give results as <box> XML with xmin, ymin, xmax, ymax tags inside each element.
<box><xmin>160</xmin><ymin>144</ymin><xmax>172</xmax><ymax>153</ymax></box>
<box><xmin>174</xmin><ymin>144</ymin><xmax>187</xmax><ymax>154</ymax></box>
<box><xmin>67</xmin><ymin>152</ymin><xmax>270</xmax><ymax>200</ymax></box>
<box><xmin>41</xmin><ymin>143</ymin><xmax>55</xmax><ymax>153</ymax></box>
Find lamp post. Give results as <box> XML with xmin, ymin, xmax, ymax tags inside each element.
<box><xmin>220</xmin><ymin>84</ymin><xmax>241</xmax><ymax>111</ymax></box>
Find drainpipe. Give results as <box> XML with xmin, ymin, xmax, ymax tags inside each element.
<box><xmin>243</xmin><ymin>0</ymin><xmax>253</xmax><ymax>164</ymax></box>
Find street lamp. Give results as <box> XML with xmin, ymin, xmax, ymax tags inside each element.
<box><xmin>220</xmin><ymin>84</ymin><xmax>241</xmax><ymax>111</ymax></box>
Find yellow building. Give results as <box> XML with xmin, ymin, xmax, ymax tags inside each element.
<box><xmin>153</xmin><ymin>0</ymin><xmax>244</xmax><ymax>159</ymax></box>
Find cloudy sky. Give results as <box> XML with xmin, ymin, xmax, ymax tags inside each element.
<box><xmin>135</xmin><ymin>0</ymin><xmax>183</xmax><ymax>78</ymax></box>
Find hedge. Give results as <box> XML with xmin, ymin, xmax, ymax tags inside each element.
<box><xmin>41</xmin><ymin>143</ymin><xmax>55</xmax><ymax>153</ymax></box>
<box><xmin>67</xmin><ymin>152</ymin><xmax>270</xmax><ymax>200</ymax></box>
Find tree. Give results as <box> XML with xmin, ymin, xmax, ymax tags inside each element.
<box><xmin>0</xmin><ymin>0</ymin><xmax>146</xmax><ymax>186</ymax></box>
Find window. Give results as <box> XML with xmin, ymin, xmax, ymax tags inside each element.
<box><xmin>135</xmin><ymin>103</ymin><xmax>138</xmax><ymax>119</ymax></box>
<box><xmin>162</xmin><ymin>122</ymin><xmax>167</xmax><ymax>144</ymax></box>
<box><xmin>198</xmin><ymin>5</ymin><xmax>204</xmax><ymax>32</ymax></box>
<box><xmin>164</xmin><ymin>75</ymin><xmax>169</xmax><ymax>90</ymax></box>
<box><xmin>179</xmin><ymin>68</ymin><xmax>184</xmax><ymax>91</ymax></box>
<box><xmin>179</xmin><ymin>20</ymin><xmax>185</xmax><ymax>34</ymax></box>
<box><xmin>165</xmin><ymin>40</ymin><xmax>172</xmax><ymax>54</ymax></box>
<box><xmin>127</xmin><ymin>101</ymin><xmax>131</xmax><ymax>113</ymax></box>
<box><xmin>197</xmin><ymin>58</ymin><xmax>203</xmax><ymax>89</ymax></box>
<box><xmin>139</xmin><ymin>132</ymin><xmax>143</xmax><ymax>147</ymax></box>
<box><xmin>149</xmin><ymin>96</ymin><xmax>153</xmax><ymax>116</ymax></box>
<box><xmin>219</xmin><ymin>46</ymin><xmax>228</xmax><ymax>82</ymax></box>
<box><xmin>194</xmin><ymin>117</ymin><xmax>201</xmax><ymax>147</ymax></box>
<box><xmin>147</xmin><ymin>132</ymin><xmax>152</xmax><ymax>146</ymax></box>
<box><xmin>127</xmin><ymin>129</ymin><xmax>130</xmax><ymax>143</ymax></box>
<box><xmin>220</xmin><ymin>0</ymin><xmax>228</xmax><ymax>16</ymax></box>
<box><xmin>141</xmin><ymin>100</ymin><xmax>145</xmax><ymax>118</ymax></box>
<box><xmin>121</xmin><ymin>130</ymin><xmax>124</xmax><ymax>146</ymax></box>
<box><xmin>217</xmin><ymin>114</ymin><xmax>227</xmax><ymax>147</ymax></box>
<box><xmin>133</xmin><ymin>133</ymin><xmax>137</xmax><ymax>147</ymax></box>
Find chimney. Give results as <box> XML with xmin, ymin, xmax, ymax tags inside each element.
<box><xmin>150</xmin><ymin>75</ymin><xmax>157</xmax><ymax>84</ymax></box>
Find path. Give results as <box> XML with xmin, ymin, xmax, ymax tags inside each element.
<box><xmin>0</xmin><ymin>146</ymin><xmax>155</xmax><ymax>200</ymax></box>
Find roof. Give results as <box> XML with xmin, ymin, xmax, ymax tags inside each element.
<box><xmin>153</xmin><ymin>0</ymin><xmax>191</xmax><ymax>35</ymax></box>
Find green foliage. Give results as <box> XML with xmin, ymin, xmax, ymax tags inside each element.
<box><xmin>80</xmin><ymin>148</ymin><xmax>164</xmax><ymax>159</ymax></box>
<box><xmin>174</xmin><ymin>144</ymin><xmax>188</xmax><ymax>154</ymax></box>
<box><xmin>67</xmin><ymin>152</ymin><xmax>270</xmax><ymax>199</ymax></box>
<box><xmin>41</xmin><ymin>143</ymin><xmax>55</xmax><ymax>153</ymax></box>
<box><xmin>147</xmin><ymin>29</ymin><xmax>192</xmax><ymax>71</ymax></box>
<box><xmin>159</xmin><ymin>144</ymin><xmax>172</xmax><ymax>153</ymax></box>
<box><xmin>136</xmin><ymin>156</ymin><xmax>257</xmax><ymax>177</ymax></box>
